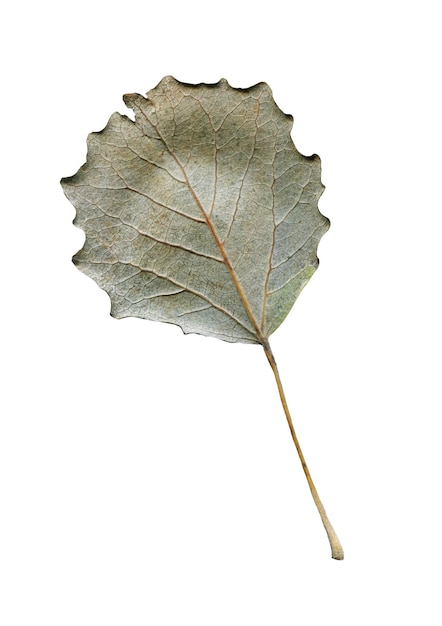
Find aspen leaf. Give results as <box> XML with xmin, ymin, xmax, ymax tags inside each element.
<box><xmin>61</xmin><ymin>77</ymin><xmax>343</xmax><ymax>560</ymax></box>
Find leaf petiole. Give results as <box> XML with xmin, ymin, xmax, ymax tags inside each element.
<box><xmin>262</xmin><ymin>340</ymin><xmax>344</xmax><ymax>560</ymax></box>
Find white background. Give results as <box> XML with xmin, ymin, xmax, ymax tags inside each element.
<box><xmin>1</xmin><ymin>1</ymin><xmax>441</xmax><ymax>624</ymax></box>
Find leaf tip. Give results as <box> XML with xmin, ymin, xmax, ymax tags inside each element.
<box><xmin>122</xmin><ymin>92</ymin><xmax>146</xmax><ymax>109</ymax></box>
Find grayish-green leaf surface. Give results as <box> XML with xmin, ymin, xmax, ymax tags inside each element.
<box><xmin>61</xmin><ymin>77</ymin><xmax>329</xmax><ymax>344</ymax></box>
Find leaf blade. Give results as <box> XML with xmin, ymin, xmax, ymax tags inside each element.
<box><xmin>61</xmin><ymin>77</ymin><xmax>329</xmax><ymax>343</ymax></box>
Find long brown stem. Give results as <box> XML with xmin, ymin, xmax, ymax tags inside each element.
<box><xmin>262</xmin><ymin>339</ymin><xmax>344</xmax><ymax>560</ymax></box>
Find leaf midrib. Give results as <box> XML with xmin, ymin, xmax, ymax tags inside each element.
<box><xmin>136</xmin><ymin>102</ymin><xmax>268</xmax><ymax>346</ymax></box>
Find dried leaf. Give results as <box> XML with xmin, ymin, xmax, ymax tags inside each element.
<box><xmin>61</xmin><ymin>77</ymin><xmax>343</xmax><ymax>559</ymax></box>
